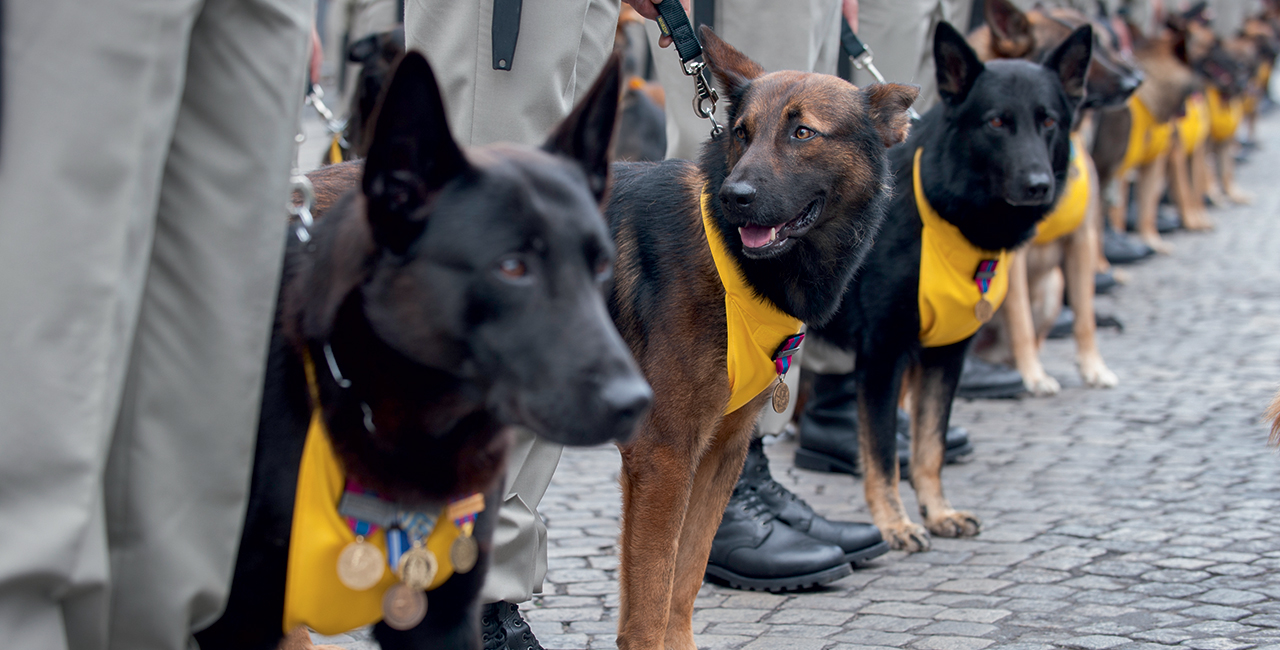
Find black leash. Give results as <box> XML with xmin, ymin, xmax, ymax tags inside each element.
<box><xmin>839</xmin><ymin>17</ymin><xmax>921</xmax><ymax>120</ymax></box>
<box><xmin>654</xmin><ymin>0</ymin><xmax>723</xmax><ymax>136</ymax></box>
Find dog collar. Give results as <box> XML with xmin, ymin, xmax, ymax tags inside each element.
<box><xmin>1122</xmin><ymin>95</ymin><xmax>1174</xmax><ymax>172</ymax></box>
<box><xmin>913</xmin><ymin>148</ymin><xmax>1010</xmax><ymax>349</ymax></box>
<box><xmin>1032</xmin><ymin>133</ymin><xmax>1091</xmax><ymax>245</ymax></box>
<box><xmin>1207</xmin><ymin>87</ymin><xmax>1244</xmax><ymax>143</ymax></box>
<box><xmin>282</xmin><ymin>351</ymin><xmax>483</xmax><ymax>635</ymax></box>
<box><xmin>700</xmin><ymin>190</ymin><xmax>804</xmax><ymax>415</ymax></box>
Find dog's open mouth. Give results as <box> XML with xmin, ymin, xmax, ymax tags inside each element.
<box><xmin>736</xmin><ymin>198</ymin><xmax>824</xmax><ymax>256</ymax></box>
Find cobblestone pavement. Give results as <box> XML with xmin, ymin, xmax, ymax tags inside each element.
<box><xmin>310</xmin><ymin>116</ymin><xmax>1280</xmax><ymax>650</ymax></box>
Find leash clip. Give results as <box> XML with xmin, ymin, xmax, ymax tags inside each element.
<box><xmin>840</xmin><ymin>20</ymin><xmax>921</xmax><ymax>121</ymax></box>
<box><xmin>684</xmin><ymin>61</ymin><xmax>724</xmax><ymax>137</ymax></box>
<box><xmin>289</xmin><ymin>175</ymin><xmax>316</xmax><ymax>245</ymax></box>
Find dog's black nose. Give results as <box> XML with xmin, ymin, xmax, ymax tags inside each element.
<box><xmin>721</xmin><ymin>182</ymin><xmax>757</xmax><ymax>207</ymax></box>
<box><xmin>601</xmin><ymin>377</ymin><xmax>653</xmax><ymax>443</ymax></box>
<box><xmin>1022</xmin><ymin>172</ymin><xmax>1053</xmax><ymax>204</ymax></box>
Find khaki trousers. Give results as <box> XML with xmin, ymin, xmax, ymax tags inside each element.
<box><xmin>850</xmin><ymin>0</ymin><xmax>974</xmax><ymax>113</ymax></box>
<box><xmin>404</xmin><ymin>0</ymin><xmax>619</xmax><ymax>604</ymax></box>
<box><xmin>0</xmin><ymin>0</ymin><xmax>310</xmax><ymax>648</ymax></box>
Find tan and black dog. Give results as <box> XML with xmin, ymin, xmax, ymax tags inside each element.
<box><xmin>968</xmin><ymin>0</ymin><xmax>1136</xmax><ymax>395</ymax></box>
<box><xmin>604</xmin><ymin>27</ymin><xmax>918</xmax><ymax>649</ymax></box>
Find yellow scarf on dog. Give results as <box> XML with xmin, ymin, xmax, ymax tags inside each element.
<box><xmin>282</xmin><ymin>356</ymin><xmax>463</xmax><ymax>635</ymax></box>
<box><xmin>914</xmin><ymin>148</ymin><xmax>1010</xmax><ymax>349</ymax></box>
<box><xmin>1207</xmin><ymin>87</ymin><xmax>1244</xmax><ymax>143</ymax></box>
<box><xmin>701</xmin><ymin>192</ymin><xmax>803</xmax><ymax>415</ymax></box>
<box><xmin>1032</xmin><ymin>133</ymin><xmax>1090</xmax><ymax>245</ymax></box>
<box><xmin>1122</xmin><ymin>95</ymin><xmax>1174</xmax><ymax>172</ymax></box>
<box><xmin>1177</xmin><ymin>94</ymin><xmax>1211</xmax><ymax>155</ymax></box>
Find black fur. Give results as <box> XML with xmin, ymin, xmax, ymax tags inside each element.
<box><xmin>196</xmin><ymin>51</ymin><xmax>648</xmax><ymax>649</ymax></box>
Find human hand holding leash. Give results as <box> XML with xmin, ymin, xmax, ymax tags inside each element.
<box><xmin>623</xmin><ymin>0</ymin><xmax>689</xmax><ymax>47</ymax></box>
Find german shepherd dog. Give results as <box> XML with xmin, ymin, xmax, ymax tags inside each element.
<box><xmin>605</xmin><ymin>27</ymin><xmax>918</xmax><ymax>649</ymax></box>
<box><xmin>195</xmin><ymin>52</ymin><xmax>650</xmax><ymax>650</ymax></box>
<box><xmin>811</xmin><ymin>22</ymin><xmax>1092</xmax><ymax>551</ymax></box>
<box><xmin>967</xmin><ymin>0</ymin><xmax>1136</xmax><ymax>395</ymax></box>
<box><xmin>321</xmin><ymin>27</ymin><xmax>406</xmax><ymax>165</ymax></box>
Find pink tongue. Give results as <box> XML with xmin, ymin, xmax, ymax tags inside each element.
<box><xmin>738</xmin><ymin>225</ymin><xmax>774</xmax><ymax>249</ymax></box>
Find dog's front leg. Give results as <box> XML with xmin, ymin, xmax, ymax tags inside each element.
<box><xmin>909</xmin><ymin>343</ymin><xmax>980</xmax><ymax>539</ymax></box>
<box><xmin>1219</xmin><ymin>141</ymin><xmax>1255</xmax><ymax>204</ymax></box>
<box><xmin>1063</xmin><ymin>217</ymin><xmax>1117</xmax><ymax>389</ymax></box>
<box><xmin>1189</xmin><ymin>145</ymin><xmax>1217</xmax><ymax>216</ymax></box>
<box><xmin>1167</xmin><ymin>135</ymin><xmax>1210</xmax><ymax>230</ymax></box>
<box><xmin>617</xmin><ymin>415</ymin><xmax>710</xmax><ymax>650</ymax></box>
<box><xmin>857</xmin><ymin>354</ymin><xmax>928</xmax><ymax>551</ymax></box>
<box><xmin>1003</xmin><ymin>247</ymin><xmax>1059</xmax><ymax>396</ymax></box>
<box><xmin>1135</xmin><ymin>158</ymin><xmax>1172</xmax><ymax>254</ymax></box>
<box><xmin>664</xmin><ymin>404</ymin><xmax>760</xmax><ymax>650</ymax></box>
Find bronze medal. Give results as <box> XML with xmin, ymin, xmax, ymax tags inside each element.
<box><xmin>398</xmin><ymin>545</ymin><xmax>439</xmax><ymax>591</ymax></box>
<box><xmin>974</xmin><ymin>298</ymin><xmax>994</xmax><ymax>323</ymax></box>
<box><xmin>382</xmin><ymin>582</ymin><xmax>428</xmax><ymax>630</ymax></box>
<box><xmin>451</xmin><ymin>534</ymin><xmax>479</xmax><ymax>573</ymax></box>
<box><xmin>336</xmin><ymin>538</ymin><xmax>385</xmax><ymax>591</ymax></box>
<box><xmin>771</xmin><ymin>380</ymin><xmax>790</xmax><ymax>414</ymax></box>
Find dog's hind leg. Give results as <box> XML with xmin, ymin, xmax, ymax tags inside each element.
<box><xmin>1220</xmin><ymin>141</ymin><xmax>1255</xmax><ymax>204</ymax></box>
<box><xmin>1065</xmin><ymin>207</ymin><xmax>1118</xmax><ymax>389</ymax></box>
<box><xmin>909</xmin><ymin>343</ymin><xmax>980</xmax><ymax>539</ymax></box>
<box><xmin>663</xmin><ymin>402</ymin><xmax>760</xmax><ymax>650</ymax></box>
<box><xmin>1188</xmin><ymin>145</ymin><xmax>1216</xmax><ymax>228</ymax></box>
<box><xmin>858</xmin><ymin>354</ymin><xmax>929</xmax><ymax>552</ymax></box>
<box><xmin>1168</xmin><ymin>136</ymin><xmax>1210</xmax><ymax>230</ymax></box>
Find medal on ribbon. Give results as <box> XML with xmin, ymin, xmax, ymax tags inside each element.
<box><xmin>972</xmin><ymin>259</ymin><xmax>999</xmax><ymax>323</ymax></box>
<box><xmin>335</xmin><ymin>483</ymin><xmax>390</xmax><ymax>591</ymax></box>
<box><xmin>446</xmin><ymin>493</ymin><xmax>486</xmax><ymax>573</ymax></box>
<box><xmin>770</xmin><ymin>334</ymin><xmax>805</xmax><ymax>413</ymax></box>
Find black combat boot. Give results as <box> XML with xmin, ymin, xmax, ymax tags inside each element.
<box><xmin>740</xmin><ymin>437</ymin><xmax>887</xmax><ymax>564</ymax></box>
<box><xmin>481</xmin><ymin>601</ymin><xmax>544</xmax><ymax>650</ymax></box>
<box><xmin>706</xmin><ymin>480</ymin><xmax>851</xmax><ymax>592</ymax></box>
<box><xmin>796</xmin><ymin>373</ymin><xmax>974</xmax><ymax>475</ymax></box>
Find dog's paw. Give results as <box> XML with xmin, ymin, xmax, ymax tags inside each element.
<box><xmin>924</xmin><ymin>509</ymin><xmax>982</xmax><ymax>538</ymax></box>
<box><xmin>1141</xmin><ymin>235</ymin><xmax>1174</xmax><ymax>255</ymax></box>
<box><xmin>1183</xmin><ymin>210</ymin><xmax>1215</xmax><ymax>231</ymax></box>
<box><xmin>1207</xmin><ymin>190</ymin><xmax>1228</xmax><ymax>207</ymax></box>
<box><xmin>1080</xmin><ymin>360</ymin><xmax>1118</xmax><ymax>388</ymax></box>
<box><xmin>1228</xmin><ymin>188</ymin><xmax>1256</xmax><ymax>205</ymax></box>
<box><xmin>1023</xmin><ymin>372</ymin><xmax>1061</xmax><ymax>397</ymax></box>
<box><xmin>881</xmin><ymin>520</ymin><xmax>932</xmax><ymax>552</ymax></box>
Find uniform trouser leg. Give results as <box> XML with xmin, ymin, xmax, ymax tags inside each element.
<box><xmin>851</xmin><ymin>0</ymin><xmax>973</xmax><ymax>113</ymax></box>
<box><xmin>404</xmin><ymin>0</ymin><xmax>619</xmax><ymax>604</ymax></box>
<box><xmin>646</xmin><ymin>0</ymin><xmax>843</xmax><ymax>160</ymax></box>
<box><xmin>0</xmin><ymin>0</ymin><xmax>309</xmax><ymax>647</ymax></box>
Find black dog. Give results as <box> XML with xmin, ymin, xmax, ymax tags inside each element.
<box><xmin>323</xmin><ymin>27</ymin><xmax>407</xmax><ymax>165</ymax></box>
<box><xmin>810</xmin><ymin>22</ymin><xmax>1092</xmax><ymax>552</ymax></box>
<box><xmin>196</xmin><ymin>51</ymin><xmax>649</xmax><ymax>650</ymax></box>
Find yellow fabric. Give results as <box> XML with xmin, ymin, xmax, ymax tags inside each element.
<box><xmin>329</xmin><ymin>134</ymin><xmax>344</xmax><ymax>163</ymax></box>
<box><xmin>1207</xmin><ymin>87</ymin><xmax>1244</xmax><ymax>143</ymax></box>
<box><xmin>700</xmin><ymin>192</ymin><xmax>803</xmax><ymax>415</ymax></box>
<box><xmin>914</xmin><ymin>148</ymin><xmax>1010</xmax><ymax>348</ymax></box>
<box><xmin>1033</xmin><ymin>133</ymin><xmax>1090</xmax><ymax>245</ymax></box>
<box><xmin>1121</xmin><ymin>95</ymin><xmax>1174</xmax><ymax>172</ymax></box>
<box><xmin>1177</xmin><ymin>94</ymin><xmax>1210</xmax><ymax>155</ymax></box>
<box><xmin>283</xmin><ymin>357</ymin><xmax>462</xmax><ymax>635</ymax></box>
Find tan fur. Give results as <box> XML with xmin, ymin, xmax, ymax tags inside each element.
<box><xmin>1268</xmin><ymin>391</ymin><xmax>1280</xmax><ymax>446</ymax></box>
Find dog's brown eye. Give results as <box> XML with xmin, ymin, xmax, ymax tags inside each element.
<box><xmin>498</xmin><ymin>258</ymin><xmax>527</xmax><ymax>279</ymax></box>
<box><xmin>794</xmin><ymin>126</ymin><xmax>815</xmax><ymax>140</ymax></box>
<box><xmin>1043</xmin><ymin>117</ymin><xmax>1056</xmax><ymax>129</ymax></box>
<box><xmin>734</xmin><ymin>126</ymin><xmax>747</xmax><ymax>140</ymax></box>
<box><xmin>988</xmin><ymin>117</ymin><xmax>1004</xmax><ymax>129</ymax></box>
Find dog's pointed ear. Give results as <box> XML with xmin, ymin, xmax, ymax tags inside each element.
<box><xmin>986</xmin><ymin>0</ymin><xmax>1034</xmax><ymax>58</ymax></box>
<box><xmin>864</xmin><ymin>83</ymin><xmax>921</xmax><ymax>147</ymax></box>
<box><xmin>543</xmin><ymin>50</ymin><xmax>622</xmax><ymax>204</ymax></box>
<box><xmin>1044</xmin><ymin>24</ymin><xmax>1093</xmax><ymax>102</ymax></box>
<box><xmin>362</xmin><ymin>51</ymin><xmax>470</xmax><ymax>253</ymax></box>
<box><xmin>935</xmin><ymin>21</ymin><xmax>986</xmax><ymax>105</ymax></box>
<box><xmin>699</xmin><ymin>26</ymin><xmax>767</xmax><ymax>101</ymax></box>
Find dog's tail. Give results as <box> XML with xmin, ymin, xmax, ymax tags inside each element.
<box><xmin>1267</xmin><ymin>389</ymin><xmax>1280</xmax><ymax>446</ymax></box>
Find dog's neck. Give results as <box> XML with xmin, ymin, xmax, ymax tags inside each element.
<box><xmin>292</xmin><ymin>268</ymin><xmax>507</xmax><ymax>503</ymax></box>
<box><xmin>696</xmin><ymin>134</ymin><xmax>884</xmax><ymax>328</ymax></box>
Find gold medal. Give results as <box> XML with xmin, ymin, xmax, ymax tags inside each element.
<box><xmin>382</xmin><ymin>582</ymin><xmax>427</xmax><ymax>630</ymax></box>
<box><xmin>771</xmin><ymin>379</ymin><xmax>790</xmax><ymax>413</ymax></box>
<box><xmin>336</xmin><ymin>537</ymin><xmax>385</xmax><ymax>591</ymax></box>
<box><xmin>398</xmin><ymin>544</ymin><xmax>439</xmax><ymax>591</ymax></box>
<box><xmin>451</xmin><ymin>534</ymin><xmax>479</xmax><ymax>573</ymax></box>
<box><xmin>974</xmin><ymin>298</ymin><xmax>994</xmax><ymax>323</ymax></box>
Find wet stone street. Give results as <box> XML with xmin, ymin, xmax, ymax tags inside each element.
<box><xmin>310</xmin><ymin>114</ymin><xmax>1280</xmax><ymax>650</ymax></box>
